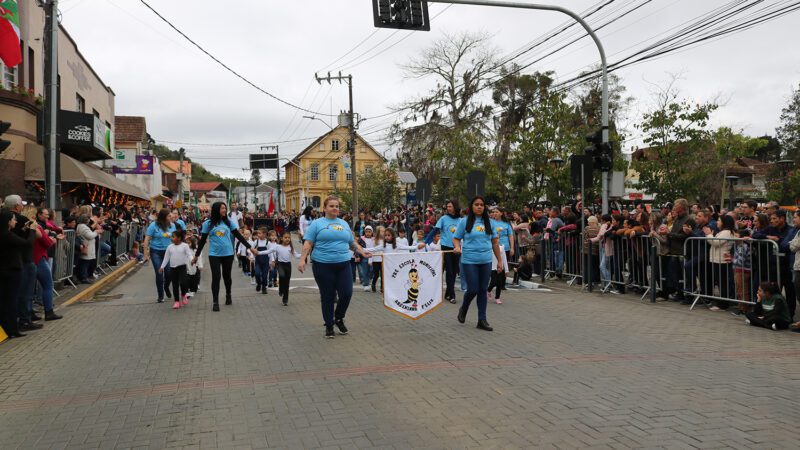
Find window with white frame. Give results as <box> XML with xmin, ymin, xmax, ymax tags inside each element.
<box><xmin>365</xmin><ymin>165</ymin><xmax>373</xmax><ymax>174</ymax></box>
<box><xmin>346</xmin><ymin>172</ymin><xmax>352</xmax><ymax>181</ymax></box>
<box><xmin>310</xmin><ymin>164</ymin><xmax>319</xmax><ymax>181</ymax></box>
<box><xmin>331</xmin><ymin>139</ymin><xmax>339</xmax><ymax>151</ymax></box>
<box><xmin>1</xmin><ymin>62</ymin><xmax>17</xmax><ymax>89</ymax></box>
<box><xmin>329</xmin><ymin>165</ymin><xmax>338</xmax><ymax>181</ymax></box>
<box><xmin>319</xmin><ymin>143</ymin><xmax>325</xmax><ymax>151</ymax></box>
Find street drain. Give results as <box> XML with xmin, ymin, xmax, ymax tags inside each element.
<box><xmin>89</xmin><ymin>294</ymin><xmax>124</xmax><ymax>302</ymax></box>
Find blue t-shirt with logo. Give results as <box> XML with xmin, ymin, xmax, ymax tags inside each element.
<box><xmin>435</xmin><ymin>215</ymin><xmax>461</xmax><ymax>248</ymax></box>
<box><xmin>200</xmin><ymin>219</ymin><xmax>240</xmax><ymax>257</ymax></box>
<box><xmin>491</xmin><ymin>219</ymin><xmax>513</xmax><ymax>251</ymax></box>
<box><xmin>304</xmin><ymin>217</ymin><xmax>354</xmax><ymax>263</ymax></box>
<box><xmin>146</xmin><ymin>222</ymin><xmax>176</xmax><ymax>251</ymax></box>
<box><xmin>175</xmin><ymin>219</ymin><xmax>187</xmax><ymax>230</ymax></box>
<box><xmin>454</xmin><ymin>217</ymin><xmax>498</xmax><ymax>265</ymax></box>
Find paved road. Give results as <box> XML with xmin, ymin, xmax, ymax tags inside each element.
<box><xmin>1</xmin><ymin>255</ymin><xmax>799</xmax><ymax>449</ymax></box>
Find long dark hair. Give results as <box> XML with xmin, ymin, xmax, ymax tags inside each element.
<box><xmin>495</xmin><ymin>206</ymin><xmax>509</xmax><ymax>223</ymax></box>
<box><xmin>302</xmin><ymin>206</ymin><xmax>313</xmax><ymax>220</ymax></box>
<box><xmin>447</xmin><ymin>199</ymin><xmax>461</xmax><ymax>219</ymax></box>
<box><xmin>383</xmin><ymin>227</ymin><xmax>397</xmax><ymax>249</ymax></box>
<box><xmin>210</xmin><ymin>202</ymin><xmax>232</xmax><ymax>228</ymax></box>
<box><xmin>0</xmin><ymin>209</ymin><xmax>16</xmax><ymax>236</ymax></box>
<box><xmin>465</xmin><ymin>196</ymin><xmax>492</xmax><ymax>235</ymax></box>
<box><xmin>156</xmin><ymin>208</ymin><xmax>170</xmax><ymax>231</ymax></box>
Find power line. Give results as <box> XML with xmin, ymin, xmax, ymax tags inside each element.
<box><xmin>154</xmin><ymin>136</ymin><xmax>319</xmax><ymax>147</ymax></box>
<box><xmin>138</xmin><ymin>0</ymin><xmax>335</xmax><ymax>117</ymax></box>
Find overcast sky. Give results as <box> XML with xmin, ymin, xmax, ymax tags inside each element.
<box><xmin>59</xmin><ymin>0</ymin><xmax>800</xmax><ymax>180</ymax></box>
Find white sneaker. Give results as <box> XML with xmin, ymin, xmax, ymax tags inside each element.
<box><xmin>744</xmin><ymin>318</ymin><xmax>750</xmax><ymax>325</ymax></box>
<box><xmin>362</xmin><ymin>285</ymin><xmax>370</xmax><ymax>291</ymax></box>
<box><xmin>771</xmin><ymin>323</ymin><xmax>778</xmax><ymax>331</ymax></box>
<box><xmin>187</xmin><ymin>292</ymin><xmax>195</xmax><ymax>297</ymax></box>
<box><xmin>250</xmin><ymin>279</ymin><xmax>256</xmax><ymax>285</ymax></box>
<box><xmin>709</xmin><ymin>306</ymin><xmax>721</xmax><ymax>312</ymax></box>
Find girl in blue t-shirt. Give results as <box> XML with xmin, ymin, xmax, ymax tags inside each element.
<box><xmin>143</xmin><ymin>208</ymin><xmax>176</xmax><ymax>302</ymax></box>
<box><xmin>432</xmin><ymin>200</ymin><xmax>462</xmax><ymax>303</ymax></box>
<box><xmin>453</xmin><ymin>196</ymin><xmax>504</xmax><ymax>332</ymax></box>
<box><xmin>193</xmin><ymin>202</ymin><xmax>257</xmax><ymax>311</ymax></box>
<box><xmin>487</xmin><ymin>207</ymin><xmax>515</xmax><ymax>304</ymax></box>
<box><xmin>298</xmin><ymin>196</ymin><xmax>371</xmax><ymax>339</ymax></box>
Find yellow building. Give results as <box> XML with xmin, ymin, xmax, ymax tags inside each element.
<box><xmin>282</xmin><ymin>126</ymin><xmax>386</xmax><ymax>212</ymax></box>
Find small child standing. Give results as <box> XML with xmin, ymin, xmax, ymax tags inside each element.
<box><xmin>237</xmin><ymin>229</ymin><xmax>253</xmax><ymax>277</ymax></box>
<box><xmin>272</xmin><ymin>232</ymin><xmax>301</xmax><ymax>305</ymax></box>
<box><xmin>267</xmin><ymin>230</ymin><xmax>279</xmax><ymax>288</ymax></box>
<box><xmin>424</xmin><ymin>230</ymin><xmax>441</xmax><ymax>252</ymax></box>
<box><xmin>252</xmin><ymin>228</ymin><xmax>270</xmax><ymax>294</ymax></box>
<box><xmin>186</xmin><ymin>236</ymin><xmax>202</xmax><ymax>296</ymax></box>
<box><xmin>160</xmin><ymin>230</ymin><xmax>193</xmax><ymax>309</ymax></box>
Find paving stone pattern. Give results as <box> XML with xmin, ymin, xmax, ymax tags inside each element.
<box><xmin>1</xmin><ymin>258</ymin><xmax>799</xmax><ymax>449</ymax></box>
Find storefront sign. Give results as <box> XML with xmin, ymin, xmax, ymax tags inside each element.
<box><xmin>113</xmin><ymin>155</ymin><xmax>154</xmax><ymax>174</ymax></box>
<box><xmin>58</xmin><ymin>110</ymin><xmax>113</xmax><ymax>159</ymax></box>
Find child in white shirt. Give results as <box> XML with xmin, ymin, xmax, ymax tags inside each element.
<box><xmin>160</xmin><ymin>230</ymin><xmax>194</xmax><ymax>309</ymax></box>
<box><xmin>186</xmin><ymin>236</ymin><xmax>203</xmax><ymax>296</ymax></box>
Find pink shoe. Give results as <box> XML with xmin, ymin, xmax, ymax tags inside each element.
<box><xmin>181</xmin><ymin>295</ymin><xmax>189</xmax><ymax>306</ymax></box>
<box><xmin>495</xmin><ymin>298</ymin><xmax>503</xmax><ymax>305</ymax></box>
<box><xmin>172</xmin><ymin>301</ymin><xmax>181</xmax><ymax>309</ymax></box>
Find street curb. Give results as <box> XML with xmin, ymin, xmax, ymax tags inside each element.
<box><xmin>57</xmin><ymin>259</ymin><xmax>138</xmax><ymax>309</ymax></box>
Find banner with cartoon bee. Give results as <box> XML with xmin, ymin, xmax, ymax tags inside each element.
<box><xmin>382</xmin><ymin>251</ymin><xmax>444</xmax><ymax>320</ymax></box>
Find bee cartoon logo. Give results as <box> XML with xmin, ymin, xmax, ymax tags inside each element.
<box><xmin>403</xmin><ymin>261</ymin><xmax>422</xmax><ymax>310</ymax></box>
<box><xmin>330</xmin><ymin>224</ymin><xmax>344</xmax><ymax>231</ymax></box>
<box><xmin>215</xmin><ymin>229</ymin><xmax>226</xmax><ymax>237</ymax></box>
<box><xmin>475</xmin><ymin>225</ymin><xmax>485</xmax><ymax>232</ymax></box>
<box><xmin>449</xmin><ymin>226</ymin><xmax>456</xmax><ymax>233</ymax></box>
<box><xmin>162</xmin><ymin>232</ymin><xmax>170</xmax><ymax>238</ymax></box>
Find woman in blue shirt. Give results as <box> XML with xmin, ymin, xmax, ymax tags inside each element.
<box><xmin>453</xmin><ymin>196</ymin><xmax>504</xmax><ymax>331</ymax></box>
<box><xmin>298</xmin><ymin>196</ymin><xmax>371</xmax><ymax>339</ymax></box>
<box><xmin>193</xmin><ymin>202</ymin><xmax>257</xmax><ymax>311</ymax></box>
<box><xmin>435</xmin><ymin>200</ymin><xmax>462</xmax><ymax>304</ymax></box>
<box><xmin>487</xmin><ymin>207</ymin><xmax>515</xmax><ymax>304</ymax></box>
<box><xmin>143</xmin><ymin>208</ymin><xmax>176</xmax><ymax>302</ymax></box>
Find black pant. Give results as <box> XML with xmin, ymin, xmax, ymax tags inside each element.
<box><xmin>312</xmin><ymin>261</ymin><xmax>353</xmax><ymax>327</ymax></box>
<box><xmin>278</xmin><ymin>262</ymin><xmax>292</xmax><ymax>302</ymax></box>
<box><xmin>486</xmin><ymin>251</ymin><xmax>510</xmax><ymax>299</ymax></box>
<box><xmin>239</xmin><ymin>255</ymin><xmax>251</xmax><ymax>274</ymax></box>
<box><xmin>745</xmin><ymin>311</ymin><xmax>789</xmax><ymax>330</ymax></box>
<box><xmin>442</xmin><ymin>246</ymin><xmax>460</xmax><ymax>299</ymax></box>
<box><xmin>372</xmin><ymin>261</ymin><xmax>383</xmax><ymax>291</ymax></box>
<box><xmin>0</xmin><ymin>270</ymin><xmax>22</xmax><ymax>335</ymax></box>
<box><xmin>188</xmin><ymin>272</ymin><xmax>200</xmax><ymax>292</ymax></box>
<box><xmin>168</xmin><ymin>264</ymin><xmax>188</xmax><ymax>299</ymax></box>
<box><xmin>208</xmin><ymin>255</ymin><xmax>234</xmax><ymax>303</ymax></box>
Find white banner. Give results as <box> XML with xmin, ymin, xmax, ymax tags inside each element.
<box><xmin>382</xmin><ymin>251</ymin><xmax>443</xmax><ymax>320</ymax></box>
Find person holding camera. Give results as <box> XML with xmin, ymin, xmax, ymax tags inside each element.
<box><xmin>1</xmin><ymin>207</ymin><xmax>38</xmax><ymax>338</ymax></box>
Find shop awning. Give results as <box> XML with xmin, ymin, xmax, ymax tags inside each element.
<box><xmin>24</xmin><ymin>144</ymin><xmax>149</xmax><ymax>200</ymax></box>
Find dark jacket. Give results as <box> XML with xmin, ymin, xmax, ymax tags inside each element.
<box><xmin>755</xmin><ymin>293</ymin><xmax>792</xmax><ymax>325</ymax></box>
<box><xmin>667</xmin><ymin>213</ymin><xmax>690</xmax><ymax>256</ymax></box>
<box><xmin>0</xmin><ymin>226</ymin><xmax>36</xmax><ymax>271</ymax></box>
<box><xmin>13</xmin><ymin>212</ymin><xmax>34</xmax><ymax>264</ymax></box>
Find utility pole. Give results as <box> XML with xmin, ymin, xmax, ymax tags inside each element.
<box><xmin>178</xmin><ymin>147</ymin><xmax>185</xmax><ymax>207</ymax></box>
<box><xmin>43</xmin><ymin>0</ymin><xmax>59</xmax><ymax>212</ymax></box>
<box><xmin>315</xmin><ymin>72</ymin><xmax>358</xmax><ymax>223</ymax></box>
<box><xmin>261</xmin><ymin>145</ymin><xmax>281</xmax><ymax>212</ymax></box>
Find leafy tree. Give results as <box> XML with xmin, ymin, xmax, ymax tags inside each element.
<box><xmin>712</xmin><ymin>127</ymin><xmax>768</xmax><ymax>207</ymax></box>
<box><xmin>776</xmin><ymin>83</ymin><xmax>800</xmax><ymax>163</ymax></box>
<box><xmin>632</xmin><ymin>81</ymin><xmax>719</xmax><ymax>204</ymax></box>
<box><xmin>752</xmin><ymin>135</ymin><xmax>782</xmax><ymax>162</ymax></box>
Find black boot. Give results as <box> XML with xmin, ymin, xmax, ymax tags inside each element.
<box><xmin>225</xmin><ymin>294</ymin><xmax>232</xmax><ymax>305</ymax></box>
<box><xmin>477</xmin><ymin>319</ymin><xmax>493</xmax><ymax>331</ymax></box>
<box><xmin>45</xmin><ymin>310</ymin><xmax>62</xmax><ymax>321</ymax></box>
<box><xmin>457</xmin><ymin>307</ymin><xmax>467</xmax><ymax>324</ymax></box>
<box><xmin>212</xmin><ymin>302</ymin><xmax>220</xmax><ymax>312</ymax></box>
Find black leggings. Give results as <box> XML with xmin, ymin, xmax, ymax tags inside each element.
<box><xmin>169</xmin><ymin>264</ymin><xmax>188</xmax><ymax>299</ymax></box>
<box><xmin>372</xmin><ymin>261</ymin><xmax>383</xmax><ymax>290</ymax></box>
<box><xmin>208</xmin><ymin>255</ymin><xmax>234</xmax><ymax>303</ymax></box>
<box><xmin>442</xmin><ymin>246</ymin><xmax>460</xmax><ymax>299</ymax></box>
<box><xmin>487</xmin><ymin>251</ymin><xmax>510</xmax><ymax>299</ymax></box>
<box><xmin>277</xmin><ymin>262</ymin><xmax>292</xmax><ymax>301</ymax></box>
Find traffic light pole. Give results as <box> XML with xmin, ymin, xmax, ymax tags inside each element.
<box><xmin>427</xmin><ymin>0</ymin><xmax>610</xmax><ymax>213</ymax></box>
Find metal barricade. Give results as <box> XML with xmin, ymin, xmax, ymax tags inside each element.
<box><xmin>52</xmin><ymin>230</ymin><xmax>77</xmax><ymax>288</ymax></box>
<box><xmin>683</xmin><ymin>237</ymin><xmax>781</xmax><ymax>311</ymax></box>
<box><xmin>116</xmin><ymin>225</ymin><xmax>129</xmax><ymax>262</ymax></box>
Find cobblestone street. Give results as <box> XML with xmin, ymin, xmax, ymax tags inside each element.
<box><xmin>1</xmin><ymin>261</ymin><xmax>798</xmax><ymax>449</ymax></box>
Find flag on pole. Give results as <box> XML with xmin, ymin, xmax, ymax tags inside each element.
<box><xmin>267</xmin><ymin>192</ymin><xmax>275</xmax><ymax>216</ymax></box>
<box><xmin>382</xmin><ymin>251</ymin><xmax>443</xmax><ymax>320</ymax></box>
<box><xmin>0</xmin><ymin>1</ymin><xmax>22</xmax><ymax>68</ymax></box>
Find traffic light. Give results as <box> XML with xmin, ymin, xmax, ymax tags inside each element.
<box><xmin>0</xmin><ymin>121</ymin><xmax>11</xmax><ymax>154</ymax></box>
<box><xmin>373</xmin><ymin>0</ymin><xmax>431</xmax><ymax>31</ymax></box>
<box><xmin>584</xmin><ymin>129</ymin><xmax>613</xmax><ymax>172</ymax></box>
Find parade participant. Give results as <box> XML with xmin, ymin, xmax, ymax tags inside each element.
<box><xmin>159</xmin><ymin>230</ymin><xmax>193</xmax><ymax>309</ymax></box>
<box><xmin>143</xmin><ymin>208</ymin><xmax>176</xmax><ymax>302</ymax></box>
<box><xmin>0</xmin><ymin>209</ymin><xmax>36</xmax><ymax>338</ymax></box>
<box><xmin>487</xmin><ymin>207</ymin><xmax>514</xmax><ymax>305</ymax></box>
<box><xmin>193</xmin><ymin>202</ymin><xmax>257</xmax><ymax>311</ymax></box>
<box><xmin>267</xmin><ymin>230</ymin><xmax>279</xmax><ymax>288</ymax></box>
<box><xmin>357</xmin><ymin>226</ymin><xmax>375</xmax><ymax>292</ymax></box>
<box><xmin>370</xmin><ymin>226</ymin><xmax>386</xmax><ymax>292</ymax></box>
<box><xmin>236</xmin><ymin>228</ymin><xmax>253</xmax><ymax>277</ymax></box>
<box><xmin>272</xmin><ymin>232</ymin><xmax>301</xmax><ymax>305</ymax></box>
<box><xmin>186</xmin><ymin>236</ymin><xmax>202</xmax><ymax>296</ymax></box>
<box><xmin>425</xmin><ymin>230</ymin><xmax>442</xmax><ymax>252</ymax></box>
<box><xmin>434</xmin><ymin>200</ymin><xmax>462</xmax><ymax>304</ymax></box>
<box><xmin>298</xmin><ymin>196</ymin><xmax>371</xmax><ymax>339</ymax></box>
<box><xmin>364</xmin><ymin>227</ymin><xmax>425</xmax><ymax>286</ymax></box>
<box><xmin>299</xmin><ymin>206</ymin><xmax>314</xmax><ymax>241</ymax></box>
<box><xmin>252</xmin><ymin>228</ymin><xmax>273</xmax><ymax>294</ymax></box>
<box><xmin>453</xmin><ymin>196</ymin><xmax>504</xmax><ymax>331</ymax></box>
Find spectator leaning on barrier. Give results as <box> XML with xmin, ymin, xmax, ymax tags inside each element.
<box><xmin>663</xmin><ymin>199</ymin><xmax>690</xmax><ymax>302</ymax></box>
<box><xmin>789</xmin><ymin>210</ymin><xmax>800</xmax><ymax>332</ymax></box>
<box><xmin>765</xmin><ymin>210</ymin><xmax>796</xmax><ymax>320</ymax></box>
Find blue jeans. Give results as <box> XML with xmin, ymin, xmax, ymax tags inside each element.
<box><xmin>17</xmin><ymin>262</ymin><xmax>36</xmax><ymax>323</ymax></box>
<box><xmin>461</xmin><ymin>262</ymin><xmax>492</xmax><ymax>321</ymax></box>
<box><xmin>312</xmin><ymin>261</ymin><xmax>353</xmax><ymax>327</ymax></box>
<box><xmin>357</xmin><ymin>259</ymin><xmax>371</xmax><ymax>287</ymax></box>
<box><xmin>149</xmin><ymin>249</ymin><xmax>170</xmax><ymax>300</ymax></box>
<box><xmin>459</xmin><ymin>259</ymin><xmax>468</xmax><ymax>291</ymax></box>
<box><xmin>253</xmin><ymin>258</ymin><xmax>269</xmax><ymax>287</ymax></box>
<box><xmin>35</xmin><ymin>257</ymin><xmax>54</xmax><ymax>312</ymax></box>
<box><xmin>599</xmin><ymin>247</ymin><xmax>610</xmax><ymax>286</ymax></box>
<box><xmin>100</xmin><ymin>241</ymin><xmax>112</xmax><ymax>259</ymax></box>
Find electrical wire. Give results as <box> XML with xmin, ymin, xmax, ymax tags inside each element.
<box><xmin>138</xmin><ymin>0</ymin><xmax>335</xmax><ymax>117</ymax></box>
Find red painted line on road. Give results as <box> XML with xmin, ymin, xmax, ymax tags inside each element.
<box><xmin>2</xmin><ymin>349</ymin><xmax>799</xmax><ymax>413</ymax></box>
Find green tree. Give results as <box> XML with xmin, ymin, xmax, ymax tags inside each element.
<box><xmin>632</xmin><ymin>81</ymin><xmax>719</xmax><ymax>204</ymax></box>
<box><xmin>776</xmin><ymin>83</ymin><xmax>800</xmax><ymax>163</ymax></box>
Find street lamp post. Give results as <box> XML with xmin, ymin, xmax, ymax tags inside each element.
<box><xmin>302</xmin><ymin>115</ymin><xmax>333</xmax><ymax>130</ymax></box>
<box><xmin>725</xmin><ymin>175</ymin><xmax>739</xmax><ymax>212</ymax></box>
<box><xmin>776</xmin><ymin>159</ymin><xmax>794</xmax><ymax>206</ymax></box>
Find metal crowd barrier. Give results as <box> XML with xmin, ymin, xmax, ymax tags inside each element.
<box><xmin>600</xmin><ymin>233</ymin><xmax>662</xmax><ymax>301</ymax></box>
<box><xmin>116</xmin><ymin>225</ymin><xmax>130</xmax><ymax>262</ymax></box>
<box><xmin>52</xmin><ymin>230</ymin><xmax>77</xmax><ymax>289</ymax></box>
<box><xmin>683</xmin><ymin>237</ymin><xmax>781</xmax><ymax>310</ymax></box>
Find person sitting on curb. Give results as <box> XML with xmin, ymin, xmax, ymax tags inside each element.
<box><xmin>745</xmin><ymin>281</ymin><xmax>791</xmax><ymax>331</ymax></box>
